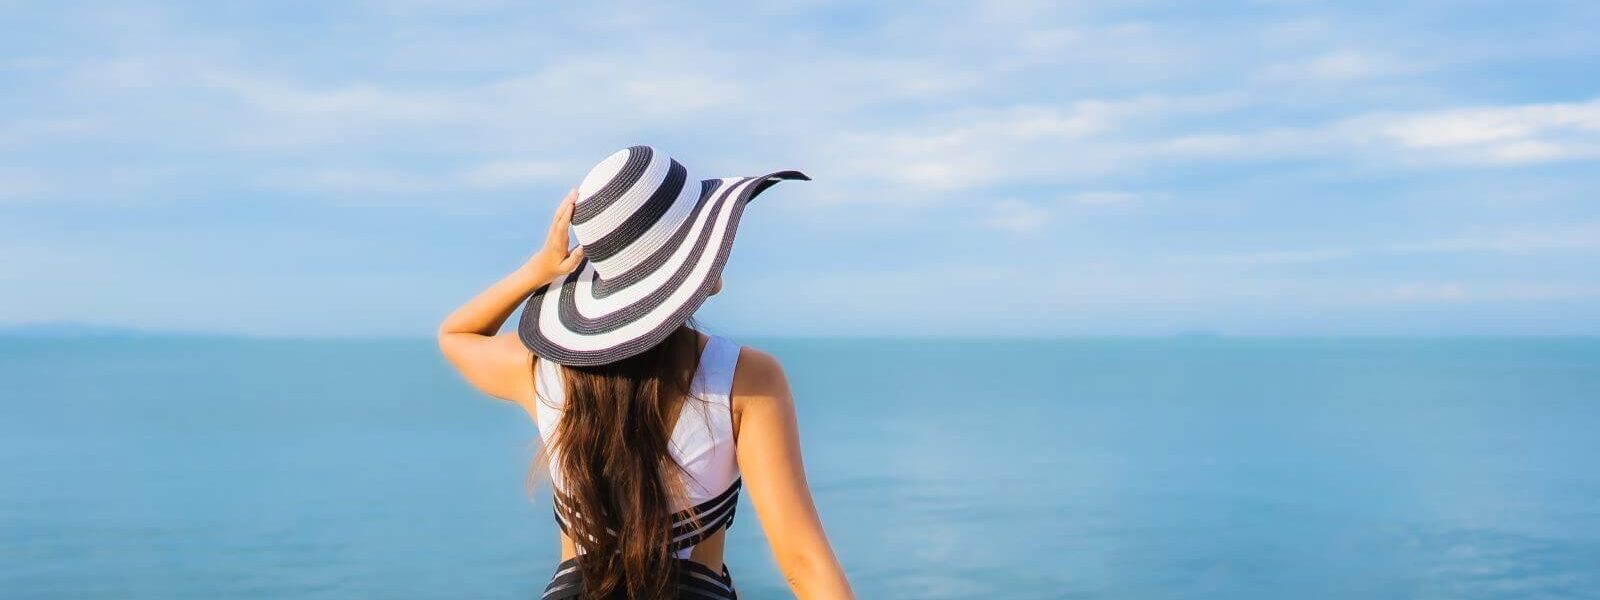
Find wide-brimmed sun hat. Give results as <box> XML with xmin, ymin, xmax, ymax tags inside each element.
<box><xmin>518</xmin><ymin>145</ymin><xmax>808</xmax><ymax>366</ymax></box>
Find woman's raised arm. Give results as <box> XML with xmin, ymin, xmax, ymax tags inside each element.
<box><xmin>438</xmin><ymin>190</ymin><xmax>584</xmax><ymax>403</ymax></box>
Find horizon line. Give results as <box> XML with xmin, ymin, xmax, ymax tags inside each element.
<box><xmin>3</xmin><ymin>321</ymin><xmax>1598</xmax><ymax>340</ymax></box>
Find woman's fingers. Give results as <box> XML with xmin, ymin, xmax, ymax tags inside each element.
<box><xmin>547</xmin><ymin>188</ymin><xmax>578</xmax><ymax>248</ymax></box>
<box><xmin>549</xmin><ymin>189</ymin><xmax>576</xmax><ymax>232</ymax></box>
<box><xmin>557</xmin><ymin>245</ymin><xmax>585</xmax><ymax>273</ymax></box>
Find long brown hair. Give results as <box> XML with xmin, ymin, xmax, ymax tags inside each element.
<box><xmin>544</xmin><ymin>324</ymin><xmax>702</xmax><ymax>599</ymax></box>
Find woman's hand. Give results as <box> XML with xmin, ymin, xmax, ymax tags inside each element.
<box><xmin>519</xmin><ymin>188</ymin><xmax>586</xmax><ymax>285</ymax></box>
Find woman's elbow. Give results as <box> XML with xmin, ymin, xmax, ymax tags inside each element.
<box><xmin>435</xmin><ymin>329</ymin><xmax>456</xmax><ymax>356</ymax></box>
<box><xmin>776</xmin><ymin>550</ymin><xmax>852</xmax><ymax>599</ymax></box>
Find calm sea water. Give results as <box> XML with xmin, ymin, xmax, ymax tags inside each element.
<box><xmin>2</xmin><ymin>337</ymin><xmax>1599</xmax><ymax>599</ymax></box>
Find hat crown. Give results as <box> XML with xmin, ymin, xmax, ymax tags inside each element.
<box><xmin>570</xmin><ymin>145</ymin><xmax>700</xmax><ymax>280</ymax></box>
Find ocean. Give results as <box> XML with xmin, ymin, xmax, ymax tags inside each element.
<box><xmin>2</xmin><ymin>337</ymin><xmax>1598</xmax><ymax>599</ymax></box>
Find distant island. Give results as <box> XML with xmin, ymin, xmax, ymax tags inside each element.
<box><xmin>0</xmin><ymin>322</ymin><xmax>209</xmax><ymax>338</ymax></box>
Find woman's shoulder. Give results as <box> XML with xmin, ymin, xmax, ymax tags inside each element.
<box><xmin>729</xmin><ymin>345</ymin><xmax>795</xmax><ymax>437</ymax></box>
<box><xmin>731</xmin><ymin>345</ymin><xmax>791</xmax><ymax>402</ymax></box>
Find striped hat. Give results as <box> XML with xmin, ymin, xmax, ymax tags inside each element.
<box><xmin>518</xmin><ymin>145</ymin><xmax>808</xmax><ymax>366</ymax></box>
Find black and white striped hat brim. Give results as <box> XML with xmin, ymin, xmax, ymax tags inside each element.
<box><xmin>518</xmin><ymin>145</ymin><xmax>807</xmax><ymax>366</ymax></box>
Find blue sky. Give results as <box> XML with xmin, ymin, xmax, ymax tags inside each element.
<box><xmin>2</xmin><ymin>1</ymin><xmax>1598</xmax><ymax>337</ymax></box>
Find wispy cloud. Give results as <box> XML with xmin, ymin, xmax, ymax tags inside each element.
<box><xmin>817</xmin><ymin>95</ymin><xmax>1247</xmax><ymax>192</ymax></box>
<box><xmin>266</xmin><ymin>159</ymin><xmax>574</xmax><ymax>197</ymax></box>
<box><xmin>1360</xmin><ymin>99</ymin><xmax>1600</xmax><ymax>165</ymax></box>
<box><xmin>1069</xmin><ymin>191</ymin><xmax>1141</xmax><ymax>205</ymax></box>
<box><xmin>1383</xmin><ymin>282</ymin><xmax>1600</xmax><ymax>304</ymax></box>
<box><xmin>983</xmin><ymin>200</ymin><xmax>1052</xmax><ymax>234</ymax></box>
<box><xmin>1170</xmin><ymin>223</ymin><xmax>1600</xmax><ymax>267</ymax></box>
<box><xmin>1170</xmin><ymin>249</ymin><xmax>1359</xmax><ymax>267</ymax></box>
<box><xmin>1258</xmin><ymin>50</ymin><xmax>1422</xmax><ymax>83</ymax></box>
<box><xmin>458</xmin><ymin>160</ymin><xmax>573</xmax><ymax>189</ymax></box>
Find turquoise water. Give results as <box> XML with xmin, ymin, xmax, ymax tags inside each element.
<box><xmin>3</xmin><ymin>337</ymin><xmax>1599</xmax><ymax>599</ymax></box>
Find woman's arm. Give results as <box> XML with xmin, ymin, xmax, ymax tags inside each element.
<box><xmin>438</xmin><ymin>190</ymin><xmax>584</xmax><ymax>403</ymax></box>
<box><xmin>734</xmin><ymin>348</ymin><xmax>855</xmax><ymax>600</ymax></box>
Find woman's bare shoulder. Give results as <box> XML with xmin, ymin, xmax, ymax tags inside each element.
<box><xmin>732</xmin><ymin>345</ymin><xmax>791</xmax><ymax>401</ymax></box>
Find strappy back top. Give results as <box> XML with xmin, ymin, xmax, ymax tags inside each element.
<box><xmin>533</xmin><ymin>334</ymin><xmax>743</xmax><ymax>558</ymax></box>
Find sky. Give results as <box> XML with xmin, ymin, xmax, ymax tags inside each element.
<box><xmin>2</xmin><ymin>0</ymin><xmax>1598</xmax><ymax>337</ymax></box>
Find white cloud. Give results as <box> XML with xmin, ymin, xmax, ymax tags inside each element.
<box><xmin>204</xmin><ymin>71</ymin><xmax>465</xmax><ymax>121</ymax></box>
<box><xmin>267</xmin><ymin>169</ymin><xmax>445</xmax><ymax>196</ymax></box>
<box><xmin>983</xmin><ymin>200</ymin><xmax>1051</xmax><ymax>234</ymax></box>
<box><xmin>1396</xmin><ymin>224</ymin><xmax>1600</xmax><ymax>254</ymax></box>
<box><xmin>1356</xmin><ymin>98</ymin><xmax>1600</xmax><ymax>165</ymax></box>
<box><xmin>267</xmin><ymin>158</ymin><xmax>576</xmax><ymax>196</ymax></box>
<box><xmin>1014</xmin><ymin>27</ymin><xmax>1080</xmax><ymax>57</ymax></box>
<box><xmin>459</xmin><ymin>160</ymin><xmax>572</xmax><ymax>188</ymax></box>
<box><xmin>619</xmin><ymin>74</ymin><xmax>748</xmax><ymax>114</ymax></box>
<box><xmin>1382</xmin><ymin>282</ymin><xmax>1600</xmax><ymax>303</ymax></box>
<box><xmin>1259</xmin><ymin>50</ymin><xmax>1419</xmax><ymax>83</ymax></box>
<box><xmin>1171</xmin><ymin>249</ymin><xmax>1358</xmax><ymax>267</ymax></box>
<box><xmin>1068</xmin><ymin>190</ymin><xmax>1140</xmax><ymax>205</ymax></box>
<box><xmin>819</xmin><ymin>95</ymin><xmax>1245</xmax><ymax>192</ymax></box>
<box><xmin>756</xmin><ymin>93</ymin><xmax>1600</xmax><ymax>211</ymax></box>
<box><xmin>1303</xmin><ymin>51</ymin><xmax>1389</xmax><ymax>80</ymax></box>
<box><xmin>1169</xmin><ymin>223</ymin><xmax>1600</xmax><ymax>267</ymax></box>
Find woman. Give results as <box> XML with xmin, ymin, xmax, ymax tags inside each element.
<box><xmin>438</xmin><ymin>146</ymin><xmax>854</xmax><ymax>599</ymax></box>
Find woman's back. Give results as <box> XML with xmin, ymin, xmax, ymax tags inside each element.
<box><xmin>533</xmin><ymin>334</ymin><xmax>743</xmax><ymax>566</ymax></box>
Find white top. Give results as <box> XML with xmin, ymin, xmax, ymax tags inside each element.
<box><xmin>533</xmin><ymin>334</ymin><xmax>743</xmax><ymax>557</ymax></box>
